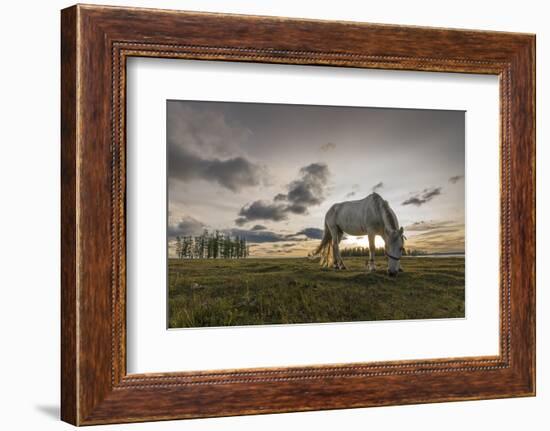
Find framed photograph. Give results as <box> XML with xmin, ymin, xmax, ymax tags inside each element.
<box><xmin>163</xmin><ymin>100</ymin><xmax>467</xmax><ymax>329</ymax></box>
<box><xmin>61</xmin><ymin>4</ymin><xmax>535</xmax><ymax>425</ymax></box>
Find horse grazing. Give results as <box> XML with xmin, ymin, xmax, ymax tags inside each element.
<box><xmin>310</xmin><ymin>193</ymin><xmax>405</xmax><ymax>276</ymax></box>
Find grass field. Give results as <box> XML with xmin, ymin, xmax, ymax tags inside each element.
<box><xmin>168</xmin><ymin>256</ymin><xmax>465</xmax><ymax>328</ymax></box>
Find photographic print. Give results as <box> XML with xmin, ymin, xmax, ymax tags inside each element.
<box><xmin>167</xmin><ymin>100</ymin><xmax>465</xmax><ymax>328</ymax></box>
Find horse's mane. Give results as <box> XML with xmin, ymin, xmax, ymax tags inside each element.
<box><xmin>371</xmin><ymin>193</ymin><xmax>398</xmax><ymax>230</ymax></box>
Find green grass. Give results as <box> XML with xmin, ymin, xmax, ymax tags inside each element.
<box><xmin>168</xmin><ymin>256</ymin><xmax>465</xmax><ymax>328</ymax></box>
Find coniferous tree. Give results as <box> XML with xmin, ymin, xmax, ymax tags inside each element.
<box><xmin>194</xmin><ymin>236</ymin><xmax>201</xmax><ymax>258</ymax></box>
<box><xmin>188</xmin><ymin>236</ymin><xmax>195</xmax><ymax>258</ymax></box>
<box><xmin>240</xmin><ymin>237</ymin><xmax>246</xmax><ymax>258</ymax></box>
<box><xmin>236</xmin><ymin>236</ymin><xmax>242</xmax><ymax>258</ymax></box>
<box><xmin>183</xmin><ymin>237</ymin><xmax>188</xmax><ymax>259</ymax></box>
<box><xmin>175</xmin><ymin>236</ymin><xmax>182</xmax><ymax>259</ymax></box>
<box><xmin>175</xmin><ymin>229</ymin><xmax>253</xmax><ymax>259</ymax></box>
<box><xmin>213</xmin><ymin>230</ymin><xmax>220</xmax><ymax>258</ymax></box>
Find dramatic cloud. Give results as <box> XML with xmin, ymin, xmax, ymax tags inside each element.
<box><xmin>320</xmin><ymin>142</ymin><xmax>336</xmax><ymax>152</ymax></box>
<box><xmin>235</xmin><ymin>201</ymin><xmax>288</xmax><ymax>225</ymax></box>
<box><xmin>222</xmin><ymin>227</ymin><xmax>325</xmax><ymax>245</ymax></box>
<box><xmin>402</xmin><ymin>197</ymin><xmax>425</xmax><ymax>206</ymax></box>
<box><xmin>167</xmin><ymin>102</ymin><xmax>265</xmax><ymax>192</ymax></box>
<box><xmin>449</xmin><ymin>175</ymin><xmax>464</xmax><ymax>184</ymax></box>
<box><xmin>169</xmin><ymin>147</ymin><xmax>264</xmax><ymax>192</ymax></box>
<box><xmin>293</xmin><ymin>227</ymin><xmax>324</xmax><ymax>240</ymax></box>
<box><xmin>228</xmin><ymin>228</ymin><xmax>287</xmax><ymax>243</ymax></box>
<box><xmin>402</xmin><ymin>187</ymin><xmax>442</xmax><ymax>206</ymax></box>
<box><xmin>167</xmin><ymin>102</ymin><xmax>252</xmax><ymax>157</ymax></box>
<box><xmin>167</xmin><ymin>215</ymin><xmax>205</xmax><ymax>239</ymax></box>
<box><xmin>283</xmin><ymin>163</ymin><xmax>330</xmax><ymax>207</ymax></box>
<box><xmin>423</xmin><ymin>187</ymin><xmax>442</xmax><ymax>200</ymax></box>
<box><xmin>235</xmin><ymin>163</ymin><xmax>330</xmax><ymax>225</ymax></box>
<box><xmin>251</xmin><ymin>224</ymin><xmax>267</xmax><ymax>231</ymax></box>
<box><xmin>285</xmin><ymin>203</ymin><xmax>308</xmax><ymax>215</ymax></box>
<box><xmin>372</xmin><ymin>181</ymin><xmax>384</xmax><ymax>193</ymax></box>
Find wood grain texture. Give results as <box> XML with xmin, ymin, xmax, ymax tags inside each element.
<box><xmin>60</xmin><ymin>4</ymin><xmax>535</xmax><ymax>425</ymax></box>
<box><xmin>60</xmin><ymin>5</ymin><xmax>78</xmax><ymax>425</ymax></box>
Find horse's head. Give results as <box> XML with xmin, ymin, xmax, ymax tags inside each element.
<box><xmin>384</xmin><ymin>226</ymin><xmax>405</xmax><ymax>277</ymax></box>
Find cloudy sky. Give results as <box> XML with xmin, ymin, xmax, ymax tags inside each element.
<box><xmin>167</xmin><ymin>100</ymin><xmax>465</xmax><ymax>257</ymax></box>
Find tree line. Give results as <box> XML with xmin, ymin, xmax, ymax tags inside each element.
<box><xmin>174</xmin><ymin>229</ymin><xmax>250</xmax><ymax>259</ymax></box>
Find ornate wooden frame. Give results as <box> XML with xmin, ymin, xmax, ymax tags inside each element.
<box><xmin>61</xmin><ymin>4</ymin><xmax>535</xmax><ymax>425</ymax></box>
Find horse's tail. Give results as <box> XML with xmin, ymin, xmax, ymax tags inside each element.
<box><xmin>308</xmin><ymin>223</ymin><xmax>333</xmax><ymax>267</ymax></box>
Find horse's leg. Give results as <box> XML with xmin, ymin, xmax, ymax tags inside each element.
<box><xmin>334</xmin><ymin>230</ymin><xmax>347</xmax><ymax>270</ymax></box>
<box><xmin>367</xmin><ymin>233</ymin><xmax>376</xmax><ymax>272</ymax></box>
<box><xmin>320</xmin><ymin>243</ymin><xmax>332</xmax><ymax>268</ymax></box>
<box><xmin>327</xmin><ymin>223</ymin><xmax>342</xmax><ymax>270</ymax></box>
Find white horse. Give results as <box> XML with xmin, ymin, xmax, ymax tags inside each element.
<box><xmin>310</xmin><ymin>193</ymin><xmax>405</xmax><ymax>276</ymax></box>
